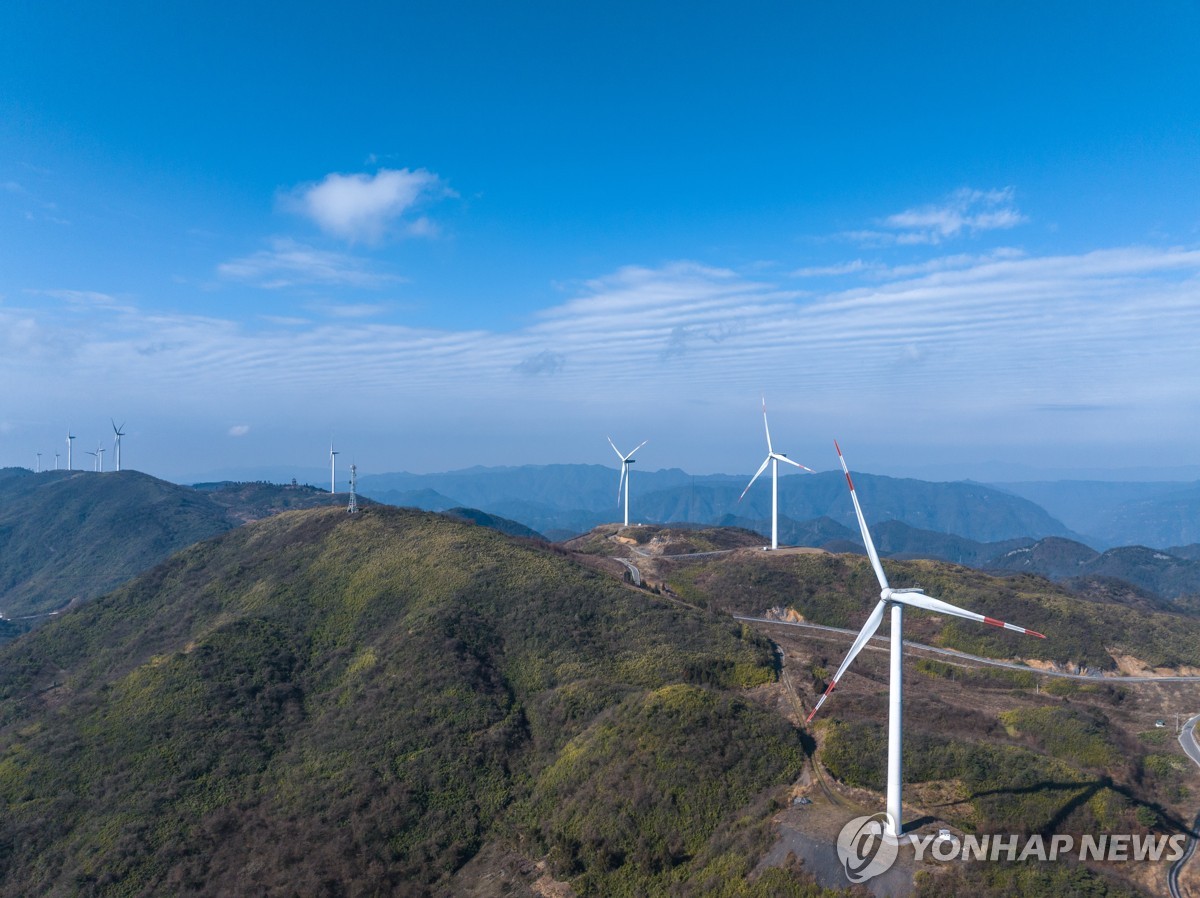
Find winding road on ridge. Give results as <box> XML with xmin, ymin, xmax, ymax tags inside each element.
<box><xmin>1170</xmin><ymin>715</ymin><xmax>1200</xmax><ymax>898</ymax></box>
<box><xmin>738</xmin><ymin>615</ymin><xmax>1200</xmax><ymax>896</ymax></box>
<box><xmin>734</xmin><ymin>615</ymin><xmax>1200</xmax><ymax>683</ymax></box>
<box><xmin>609</xmin><ymin>544</ymin><xmax>1200</xmax><ymax>892</ymax></box>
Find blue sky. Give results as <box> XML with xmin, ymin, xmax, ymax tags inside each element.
<box><xmin>2</xmin><ymin>2</ymin><xmax>1199</xmax><ymax>481</ymax></box>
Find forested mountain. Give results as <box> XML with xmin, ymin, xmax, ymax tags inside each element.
<box><xmin>0</xmin><ymin>469</ymin><xmax>235</xmax><ymax>619</ymax></box>
<box><xmin>0</xmin><ymin>507</ymin><xmax>817</xmax><ymax>898</ymax></box>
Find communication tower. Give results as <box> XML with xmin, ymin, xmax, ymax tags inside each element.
<box><xmin>347</xmin><ymin>464</ymin><xmax>359</xmax><ymax>514</ymax></box>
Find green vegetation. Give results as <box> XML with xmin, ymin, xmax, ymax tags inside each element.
<box><xmin>999</xmin><ymin>706</ymin><xmax>1120</xmax><ymax>769</ymax></box>
<box><xmin>915</xmin><ymin>657</ymin><xmax>1037</xmax><ymax>689</ymax></box>
<box><xmin>0</xmin><ymin>472</ymin><xmax>362</xmax><ymax>622</ymax></box>
<box><xmin>0</xmin><ymin>470</ymin><xmax>235</xmax><ymax>618</ymax></box>
<box><xmin>820</xmin><ymin>718</ymin><xmax>1130</xmax><ymax>835</ymax></box>
<box><xmin>916</xmin><ymin>858</ymin><xmax>1144</xmax><ymax>898</ymax></box>
<box><xmin>668</xmin><ymin>551</ymin><xmax>1200</xmax><ymax>670</ymax></box>
<box><xmin>0</xmin><ymin>507</ymin><xmax>819</xmax><ymax>897</ymax></box>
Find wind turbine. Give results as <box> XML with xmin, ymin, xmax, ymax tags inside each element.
<box><xmin>66</xmin><ymin>431</ymin><xmax>75</xmax><ymax>471</ymax></box>
<box><xmin>329</xmin><ymin>441</ymin><xmax>339</xmax><ymax>495</ymax></box>
<box><xmin>738</xmin><ymin>398</ymin><xmax>813</xmax><ymax>549</ymax></box>
<box><xmin>35</xmin><ymin>452</ymin><xmax>41</xmax><ymax>473</ymax></box>
<box><xmin>608</xmin><ymin>437</ymin><xmax>647</xmax><ymax>527</ymax></box>
<box><xmin>111</xmin><ymin>420</ymin><xmax>126</xmax><ymax>471</ymax></box>
<box><xmin>86</xmin><ymin>449</ymin><xmax>97</xmax><ymax>472</ymax></box>
<box><xmin>806</xmin><ymin>442</ymin><xmax>1046</xmax><ymax>839</ymax></box>
<box><xmin>54</xmin><ymin>452</ymin><xmax>60</xmax><ymax>471</ymax></box>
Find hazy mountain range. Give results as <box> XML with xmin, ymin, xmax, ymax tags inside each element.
<box><xmin>358</xmin><ymin>465</ymin><xmax>1079</xmax><ymax>544</ymax></box>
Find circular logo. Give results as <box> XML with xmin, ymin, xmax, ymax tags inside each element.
<box><xmin>836</xmin><ymin>813</ymin><xmax>899</xmax><ymax>883</ymax></box>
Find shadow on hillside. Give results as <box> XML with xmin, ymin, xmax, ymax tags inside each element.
<box><xmin>913</xmin><ymin>776</ymin><xmax>1197</xmax><ymax>837</ymax></box>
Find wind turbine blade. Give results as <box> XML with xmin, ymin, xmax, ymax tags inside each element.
<box><xmin>773</xmin><ymin>454</ymin><xmax>814</xmax><ymax>472</ymax></box>
<box><xmin>835</xmin><ymin>441</ymin><xmax>889</xmax><ymax>592</ymax></box>
<box><xmin>761</xmin><ymin>397</ymin><xmax>773</xmax><ymax>455</ymax></box>
<box><xmin>738</xmin><ymin>456</ymin><xmax>771</xmax><ymax>502</ymax></box>
<box><xmin>624</xmin><ymin>439</ymin><xmax>648</xmax><ymax>460</ymax></box>
<box><xmin>607</xmin><ymin>436</ymin><xmax>625</xmax><ymax>461</ymax></box>
<box><xmin>806</xmin><ymin>598</ymin><xmax>888</xmax><ymax>722</ymax></box>
<box><xmin>892</xmin><ymin>592</ymin><xmax>1046</xmax><ymax>638</ymax></box>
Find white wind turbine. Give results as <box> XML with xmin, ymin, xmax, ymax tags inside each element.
<box><xmin>35</xmin><ymin>452</ymin><xmax>42</xmax><ymax>473</ymax></box>
<box><xmin>86</xmin><ymin>448</ymin><xmax>98</xmax><ymax>472</ymax></box>
<box><xmin>111</xmin><ymin>420</ymin><xmax>126</xmax><ymax>471</ymax></box>
<box><xmin>738</xmin><ymin>398</ymin><xmax>813</xmax><ymax>550</ymax></box>
<box><xmin>329</xmin><ymin>441</ymin><xmax>339</xmax><ymax>495</ymax></box>
<box><xmin>608</xmin><ymin>437</ymin><xmax>647</xmax><ymax>527</ymax></box>
<box><xmin>66</xmin><ymin>431</ymin><xmax>75</xmax><ymax>471</ymax></box>
<box><xmin>806</xmin><ymin>442</ymin><xmax>1046</xmax><ymax>838</ymax></box>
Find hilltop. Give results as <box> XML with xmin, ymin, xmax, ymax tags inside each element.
<box><xmin>0</xmin><ymin>471</ymin><xmax>360</xmax><ymax>621</ymax></box>
<box><xmin>987</xmin><ymin>538</ymin><xmax>1200</xmax><ymax>605</ymax></box>
<box><xmin>0</xmin><ymin>506</ymin><xmax>817</xmax><ymax>898</ymax></box>
<box><xmin>568</xmin><ymin>524</ymin><xmax>1200</xmax><ymax>674</ymax></box>
<box><xmin>0</xmin><ymin>469</ymin><xmax>235</xmax><ymax>619</ymax></box>
<box><xmin>0</xmin><ymin>470</ymin><xmax>533</xmax><ymax>626</ymax></box>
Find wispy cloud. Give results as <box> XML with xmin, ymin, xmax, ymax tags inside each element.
<box><xmin>218</xmin><ymin>238</ymin><xmax>396</xmax><ymax>289</ymax></box>
<box><xmin>791</xmin><ymin>259</ymin><xmax>881</xmax><ymax>278</ymax></box>
<box><xmin>305</xmin><ymin>302</ymin><xmax>391</xmax><ymax>319</ymax></box>
<box><xmin>844</xmin><ymin>187</ymin><xmax>1027</xmax><ymax>246</ymax></box>
<box><xmin>27</xmin><ymin>289</ymin><xmax>135</xmax><ymax>313</ymax></box>
<box><xmin>282</xmin><ymin>168</ymin><xmax>451</xmax><ymax>243</ymax></box>
<box><xmin>8</xmin><ymin>245</ymin><xmax>1200</xmax><ymax>467</ymax></box>
<box><xmin>228</xmin><ymin>424</ymin><xmax>251</xmax><ymax>437</ymax></box>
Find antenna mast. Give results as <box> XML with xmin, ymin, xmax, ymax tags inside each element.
<box><xmin>347</xmin><ymin>464</ymin><xmax>358</xmax><ymax>514</ymax></box>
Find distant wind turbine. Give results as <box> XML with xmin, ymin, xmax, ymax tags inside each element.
<box><xmin>608</xmin><ymin>437</ymin><xmax>647</xmax><ymax>527</ymax></box>
<box><xmin>805</xmin><ymin>442</ymin><xmax>1046</xmax><ymax>838</ymax></box>
<box><xmin>738</xmin><ymin>398</ymin><xmax>813</xmax><ymax>549</ymax></box>
<box><xmin>35</xmin><ymin>452</ymin><xmax>41</xmax><ymax>473</ymax></box>
<box><xmin>329</xmin><ymin>441</ymin><xmax>339</xmax><ymax>495</ymax></box>
<box><xmin>111</xmin><ymin>420</ymin><xmax>126</xmax><ymax>471</ymax></box>
<box><xmin>54</xmin><ymin>452</ymin><xmax>60</xmax><ymax>471</ymax></box>
<box><xmin>86</xmin><ymin>449</ymin><xmax>97</xmax><ymax>472</ymax></box>
<box><xmin>66</xmin><ymin>431</ymin><xmax>75</xmax><ymax>471</ymax></box>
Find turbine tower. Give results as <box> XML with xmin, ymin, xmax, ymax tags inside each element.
<box><xmin>54</xmin><ymin>452</ymin><xmax>60</xmax><ymax>471</ymax></box>
<box><xmin>806</xmin><ymin>442</ymin><xmax>1046</xmax><ymax>838</ymax></box>
<box><xmin>608</xmin><ymin>437</ymin><xmax>647</xmax><ymax>527</ymax></box>
<box><xmin>35</xmin><ymin>452</ymin><xmax>41</xmax><ymax>473</ymax></box>
<box><xmin>86</xmin><ymin>449</ymin><xmax>97</xmax><ymax>472</ymax></box>
<box><xmin>111</xmin><ymin>420</ymin><xmax>126</xmax><ymax>471</ymax></box>
<box><xmin>66</xmin><ymin>431</ymin><xmax>75</xmax><ymax>471</ymax></box>
<box><xmin>329</xmin><ymin>441</ymin><xmax>339</xmax><ymax>496</ymax></box>
<box><xmin>738</xmin><ymin>398</ymin><xmax>813</xmax><ymax>549</ymax></box>
<box><xmin>96</xmin><ymin>445</ymin><xmax>105</xmax><ymax>472</ymax></box>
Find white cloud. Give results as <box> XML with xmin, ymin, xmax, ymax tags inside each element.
<box><xmin>305</xmin><ymin>301</ymin><xmax>390</xmax><ymax>319</ymax></box>
<box><xmin>8</xmin><ymin>245</ymin><xmax>1200</xmax><ymax>471</ymax></box>
<box><xmin>845</xmin><ymin>187</ymin><xmax>1027</xmax><ymax>246</ymax></box>
<box><xmin>791</xmin><ymin>259</ymin><xmax>881</xmax><ymax>278</ymax></box>
<box><xmin>283</xmin><ymin>168</ymin><xmax>449</xmax><ymax>242</ymax></box>
<box><xmin>218</xmin><ymin>238</ymin><xmax>395</xmax><ymax>289</ymax></box>
<box><xmin>228</xmin><ymin>424</ymin><xmax>251</xmax><ymax>437</ymax></box>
